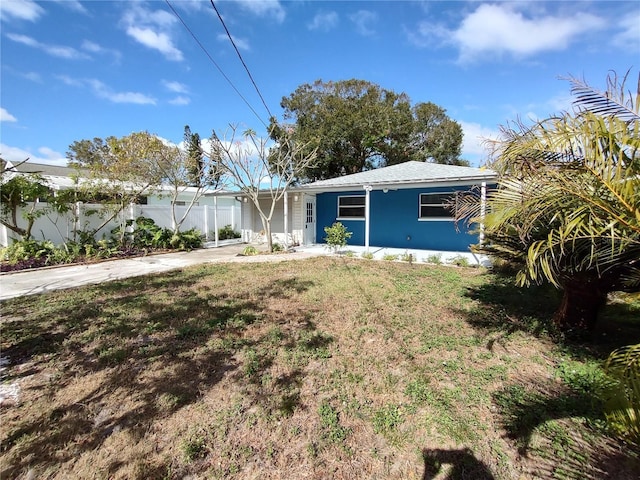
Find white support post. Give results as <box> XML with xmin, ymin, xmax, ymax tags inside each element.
<box><xmin>364</xmin><ymin>185</ymin><xmax>372</xmax><ymax>251</ymax></box>
<box><xmin>214</xmin><ymin>196</ymin><xmax>219</xmax><ymax>247</ymax></box>
<box><xmin>283</xmin><ymin>191</ymin><xmax>289</xmax><ymax>249</ymax></box>
<box><xmin>204</xmin><ymin>204</ymin><xmax>209</xmax><ymax>241</ymax></box>
<box><xmin>479</xmin><ymin>181</ymin><xmax>487</xmax><ymax>245</ymax></box>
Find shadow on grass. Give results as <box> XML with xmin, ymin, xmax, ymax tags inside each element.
<box><xmin>422</xmin><ymin>448</ymin><xmax>494</xmax><ymax>480</ymax></box>
<box><xmin>0</xmin><ymin>263</ymin><xmax>321</xmax><ymax>478</ymax></box>
<box><xmin>492</xmin><ymin>377</ymin><xmax>640</xmax><ymax>479</ymax></box>
<box><xmin>460</xmin><ymin>272</ymin><xmax>640</xmax><ymax>355</ymax></box>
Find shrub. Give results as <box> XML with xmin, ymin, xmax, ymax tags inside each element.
<box><xmin>425</xmin><ymin>254</ymin><xmax>442</xmax><ymax>265</ymax></box>
<box><xmin>242</xmin><ymin>245</ymin><xmax>259</xmax><ymax>256</ymax></box>
<box><xmin>361</xmin><ymin>251</ymin><xmax>374</xmax><ymax>260</ymax></box>
<box><xmin>218</xmin><ymin>224</ymin><xmax>241</xmax><ymax>240</ymax></box>
<box><xmin>600</xmin><ymin>344</ymin><xmax>640</xmax><ymax>446</ymax></box>
<box><xmin>449</xmin><ymin>255</ymin><xmax>470</xmax><ymax>267</ymax></box>
<box><xmin>324</xmin><ymin>222</ymin><xmax>352</xmax><ymax>253</ymax></box>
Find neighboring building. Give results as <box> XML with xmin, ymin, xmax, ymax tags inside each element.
<box><xmin>235</xmin><ymin>161</ymin><xmax>497</xmax><ymax>252</ymax></box>
<box><xmin>2</xmin><ymin>160</ymin><xmax>233</xmax><ymax>207</ymax></box>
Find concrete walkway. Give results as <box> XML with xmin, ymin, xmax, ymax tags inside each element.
<box><xmin>0</xmin><ymin>244</ymin><xmax>325</xmax><ymax>301</ymax></box>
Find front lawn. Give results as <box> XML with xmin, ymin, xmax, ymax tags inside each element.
<box><xmin>1</xmin><ymin>257</ymin><xmax>638</xmax><ymax>479</ymax></box>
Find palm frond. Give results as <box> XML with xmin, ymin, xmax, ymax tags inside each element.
<box><xmin>567</xmin><ymin>70</ymin><xmax>640</xmax><ymax>123</ymax></box>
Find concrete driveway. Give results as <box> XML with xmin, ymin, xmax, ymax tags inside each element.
<box><xmin>0</xmin><ymin>244</ymin><xmax>324</xmax><ymax>301</ymax></box>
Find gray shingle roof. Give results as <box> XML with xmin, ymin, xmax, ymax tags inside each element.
<box><xmin>300</xmin><ymin>161</ymin><xmax>496</xmax><ymax>190</ymax></box>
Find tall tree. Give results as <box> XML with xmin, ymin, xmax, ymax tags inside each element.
<box><xmin>455</xmin><ymin>71</ymin><xmax>640</xmax><ymax>334</ymax></box>
<box><xmin>184</xmin><ymin>125</ymin><xmax>205</xmax><ymax>187</ymax></box>
<box><xmin>277</xmin><ymin>79</ymin><xmax>464</xmax><ymax>181</ymax></box>
<box><xmin>67</xmin><ymin>132</ymin><xmax>168</xmax><ymax>243</ymax></box>
<box><xmin>411</xmin><ymin>102</ymin><xmax>466</xmax><ymax>165</ymax></box>
<box><xmin>210</xmin><ymin>124</ymin><xmax>317</xmax><ymax>252</ymax></box>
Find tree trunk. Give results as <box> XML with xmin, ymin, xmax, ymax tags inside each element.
<box><xmin>554</xmin><ymin>277</ymin><xmax>608</xmax><ymax>334</ymax></box>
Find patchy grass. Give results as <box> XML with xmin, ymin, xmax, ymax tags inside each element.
<box><xmin>0</xmin><ymin>258</ymin><xmax>638</xmax><ymax>479</ymax></box>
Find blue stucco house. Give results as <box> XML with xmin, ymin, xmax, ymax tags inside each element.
<box><xmin>298</xmin><ymin>161</ymin><xmax>497</xmax><ymax>252</ymax></box>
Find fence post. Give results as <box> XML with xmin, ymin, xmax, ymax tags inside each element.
<box><xmin>214</xmin><ymin>196</ymin><xmax>219</xmax><ymax>247</ymax></box>
<box><xmin>204</xmin><ymin>204</ymin><xmax>209</xmax><ymax>241</ymax></box>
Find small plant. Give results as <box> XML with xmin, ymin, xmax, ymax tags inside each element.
<box><xmin>217</xmin><ymin>224</ymin><xmax>241</xmax><ymax>240</ymax></box>
<box><xmin>372</xmin><ymin>404</ymin><xmax>403</xmax><ymax>436</ymax></box>
<box><xmin>361</xmin><ymin>251</ymin><xmax>374</xmax><ymax>260</ymax></box>
<box><xmin>318</xmin><ymin>400</ymin><xmax>350</xmax><ymax>444</ymax></box>
<box><xmin>242</xmin><ymin>245</ymin><xmax>259</xmax><ymax>256</ymax></box>
<box><xmin>181</xmin><ymin>432</ymin><xmax>207</xmax><ymax>461</ymax></box>
<box><xmin>449</xmin><ymin>255</ymin><xmax>470</xmax><ymax>267</ymax></box>
<box><xmin>272</xmin><ymin>242</ymin><xmax>284</xmax><ymax>252</ymax></box>
<box><xmin>400</xmin><ymin>251</ymin><xmax>415</xmax><ymax>263</ymax></box>
<box><xmin>324</xmin><ymin>222</ymin><xmax>352</xmax><ymax>253</ymax></box>
<box><xmin>383</xmin><ymin>253</ymin><xmax>398</xmax><ymax>261</ymax></box>
<box><xmin>344</xmin><ymin>250</ymin><xmax>355</xmax><ymax>257</ymax></box>
<box><xmin>425</xmin><ymin>253</ymin><xmax>442</xmax><ymax>265</ymax></box>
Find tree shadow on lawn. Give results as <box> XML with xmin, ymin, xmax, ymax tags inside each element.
<box><xmin>0</xmin><ymin>267</ymin><xmax>320</xmax><ymax>478</ymax></box>
<box><xmin>492</xmin><ymin>376</ymin><xmax>640</xmax><ymax>479</ymax></box>
<box><xmin>422</xmin><ymin>447</ymin><xmax>495</xmax><ymax>480</ymax></box>
<box><xmin>459</xmin><ymin>272</ymin><xmax>640</xmax><ymax>356</ymax></box>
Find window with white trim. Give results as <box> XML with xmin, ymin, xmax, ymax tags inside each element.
<box><xmin>338</xmin><ymin>195</ymin><xmax>365</xmax><ymax>219</ymax></box>
<box><xmin>419</xmin><ymin>192</ymin><xmax>456</xmax><ymax>219</ymax></box>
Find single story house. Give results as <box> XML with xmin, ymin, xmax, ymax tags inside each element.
<box><xmin>235</xmin><ymin>161</ymin><xmax>497</xmax><ymax>252</ymax></box>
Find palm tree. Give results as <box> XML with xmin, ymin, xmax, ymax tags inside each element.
<box><xmin>457</xmin><ymin>71</ymin><xmax>639</xmax><ymax>333</ymax></box>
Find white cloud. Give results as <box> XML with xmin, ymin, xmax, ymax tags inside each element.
<box><xmin>57</xmin><ymin>75</ymin><xmax>156</xmax><ymax>105</ymax></box>
<box><xmin>308</xmin><ymin>11</ymin><xmax>339</xmax><ymax>32</ymax></box>
<box><xmin>234</xmin><ymin>0</ymin><xmax>285</xmax><ymax>23</ymax></box>
<box><xmin>349</xmin><ymin>10</ymin><xmax>377</xmax><ymax>36</ymax></box>
<box><xmin>459</xmin><ymin>121</ymin><xmax>500</xmax><ymax>163</ymax></box>
<box><xmin>410</xmin><ymin>4</ymin><xmax>605</xmax><ymax>63</ymax></box>
<box><xmin>612</xmin><ymin>12</ymin><xmax>640</xmax><ymax>49</ymax></box>
<box><xmin>81</xmin><ymin>40</ymin><xmax>121</xmax><ymax>62</ymax></box>
<box><xmin>1</xmin><ymin>108</ymin><xmax>17</xmax><ymax>122</ymax></box>
<box><xmin>1</xmin><ymin>143</ymin><xmax>67</xmax><ymax>166</ymax></box>
<box><xmin>169</xmin><ymin>96</ymin><xmax>191</xmax><ymax>106</ymax></box>
<box><xmin>86</xmin><ymin>79</ymin><xmax>157</xmax><ymax>105</ymax></box>
<box><xmin>0</xmin><ymin>0</ymin><xmax>44</xmax><ymax>22</ymax></box>
<box><xmin>162</xmin><ymin>80</ymin><xmax>189</xmax><ymax>94</ymax></box>
<box><xmin>217</xmin><ymin>33</ymin><xmax>250</xmax><ymax>51</ymax></box>
<box><xmin>51</xmin><ymin>0</ymin><xmax>88</xmax><ymax>15</ymax></box>
<box><xmin>121</xmin><ymin>5</ymin><xmax>183</xmax><ymax>61</ymax></box>
<box><xmin>126</xmin><ymin>26</ymin><xmax>183</xmax><ymax>61</ymax></box>
<box><xmin>6</xmin><ymin>33</ymin><xmax>90</xmax><ymax>59</ymax></box>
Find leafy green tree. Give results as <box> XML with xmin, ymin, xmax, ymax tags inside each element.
<box><xmin>67</xmin><ymin>132</ymin><xmax>168</xmax><ymax>243</ymax></box>
<box><xmin>411</xmin><ymin>102</ymin><xmax>466</xmax><ymax>166</ymax></box>
<box><xmin>456</xmin><ymin>71</ymin><xmax>639</xmax><ymax>333</ymax></box>
<box><xmin>276</xmin><ymin>79</ymin><xmax>464</xmax><ymax>181</ymax></box>
<box><xmin>0</xmin><ymin>160</ymin><xmax>52</xmax><ymax>240</ymax></box>
<box><xmin>184</xmin><ymin>125</ymin><xmax>205</xmax><ymax>187</ymax></box>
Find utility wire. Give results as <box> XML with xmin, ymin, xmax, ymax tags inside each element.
<box><xmin>164</xmin><ymin>0</ymin><xmax>268</xmax><ymax>129</ymax></box>
<box><xmin>210</xmin><ymin>0</ymin><xmax>275</xmax><ymax>124</ymax></box>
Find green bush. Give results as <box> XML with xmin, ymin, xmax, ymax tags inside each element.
<box><xmin>324</xmin><ymin>222</ymin><xmax>352</xmax><ymax>253</ymax></box>
<box><xmin>218</xmin><ymin>224</ymin><xmax>241</xmax><ymax>240</ymax></box>
<box><xmin>242</xmin><ymin>245</ymin><xmax>259</xmax><ymax>256</ymax></box>
<box><xmin>600</xmin><ymin>344</ymin><xmax>640</xmax><ymax>446</ymax></box>
<box><xmin>1</xmin><ymin>240</ymin><xmax>57</xmax><ymax>264</ymax></box>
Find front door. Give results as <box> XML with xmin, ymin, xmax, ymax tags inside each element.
<box><xmin>304</xmin><ymin>196</ymin><xmax>316</xmax><ymax>245</ymax></box>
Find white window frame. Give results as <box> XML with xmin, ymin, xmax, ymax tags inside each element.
<box><xmin>418</xmin><ymin>192</ymin><xmax>457</xmax><ymax>221</ymax></box>
<box><xmin>337</xmin><ymin>195</ymin><xmax>365</xmax><ymax>220</ymax></box>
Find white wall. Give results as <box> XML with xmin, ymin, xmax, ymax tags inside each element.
<box><xmin>240</xmin><ymin>194</ymin><xmax>304</xmax><ymax>247</ymax></box>
<box><xmin>1</xmin><ymin>201</ymin><xmax>241</xmax><ymax>247</ymax></box>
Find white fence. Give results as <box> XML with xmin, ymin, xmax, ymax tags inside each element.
<box><xmin>0</xmin><ymin>202</ymin><xmax>241</xmax><ymax>247</ymax></box>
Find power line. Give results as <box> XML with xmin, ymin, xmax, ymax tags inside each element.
<box><xmin>209</xmin><ymin>0</ymin><xmax>275</xmax><ymax>123</ymax></box>
<box><xmin>164</xmin><ymin>0</ymin><xmax>268</xmax><ymax>129</ymax></box>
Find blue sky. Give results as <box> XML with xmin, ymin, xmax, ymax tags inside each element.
<box><xmin>1</xmin><ymin>0</ymin><xmax>638</xmax><ymax>167</ymax></box>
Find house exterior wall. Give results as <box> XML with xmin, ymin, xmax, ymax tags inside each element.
<box><xmin>240</xmin><ymin>194</ymin><xmax>304</xmax><ymax>247</ymax></box>
<box><xmin>315</xmin><ymin>185</ymin><xmax>481</xmax><ymax>252</ymax></box>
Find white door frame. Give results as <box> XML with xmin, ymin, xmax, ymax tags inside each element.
<box><xmin>303</xmin><ymin>194</ymin><xmax>316</xmax><ymax>245</ymax></box>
